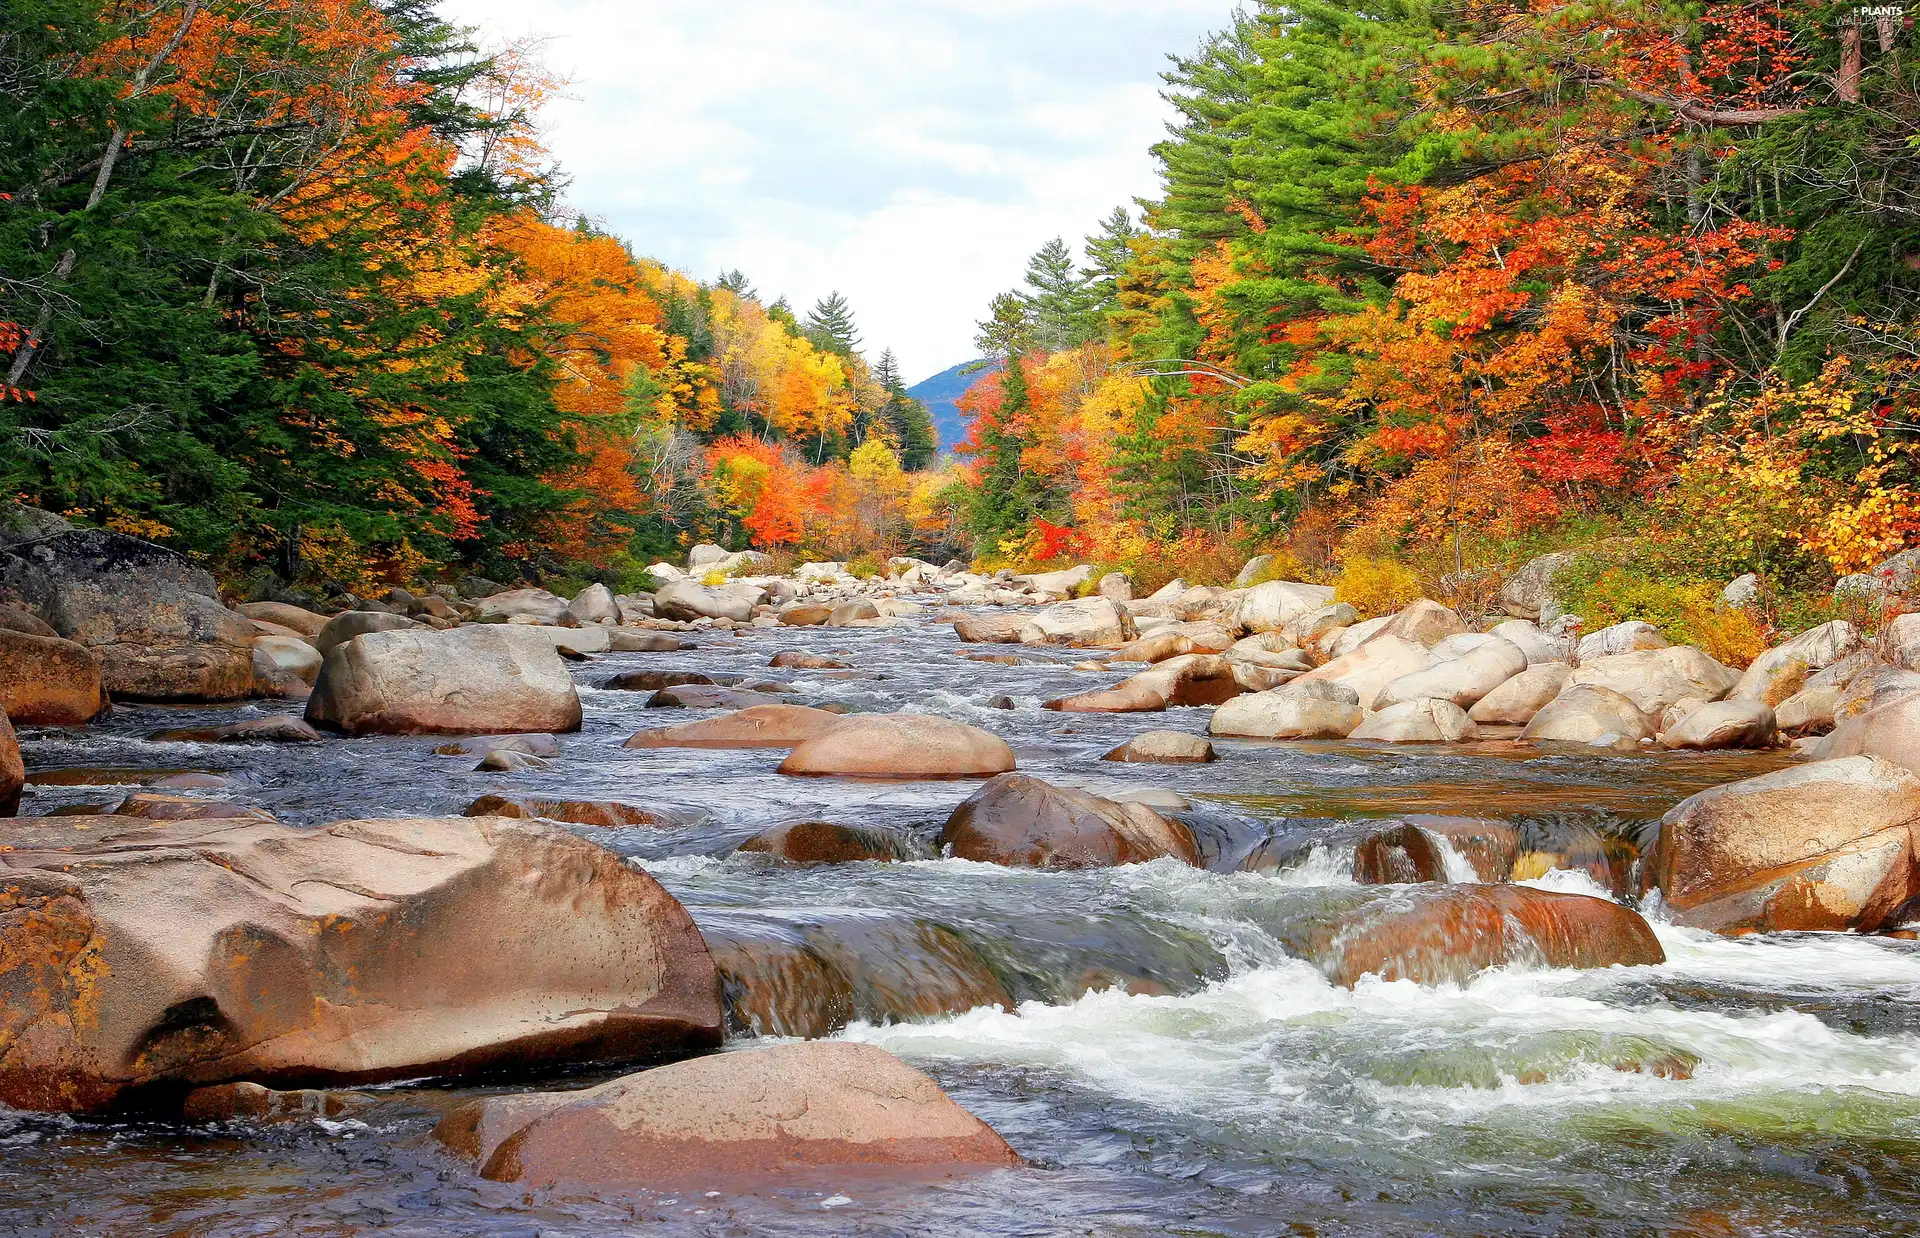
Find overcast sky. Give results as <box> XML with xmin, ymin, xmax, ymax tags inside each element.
<box><xmin>436</xmin><ymin>0</ymin><xmax>1238</xmax><ymax>384</ymax></box>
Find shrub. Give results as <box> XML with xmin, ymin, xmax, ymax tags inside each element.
<box><xmin>846</xmin><ymin>553</ymin><xmax>882</xmax><ymax>580</ymax></box>
<box><xmin>1333</xmin><ymin>556</ymin><xmax>1424</xmax><ymax>617</ymax></box>
<box><xmin>700</xmin><ymin>569</ymin><xmax>728</xmax><ymax>586</ymax></box>
<box><xmin>1688</xmin><ymin>605</ymin><xmax>1768</xmax><ymax>668</ymax></box>
<box><xmin>1239</xmin><ymin>548</ymin><xmax>1320</xmax><ymax>588</ymax></box>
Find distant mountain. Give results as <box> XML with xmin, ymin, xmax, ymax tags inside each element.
<box><xmin>908</xmin><ymin>358</ymin><xmax>1001</xmax><ymax>455</ymax></box>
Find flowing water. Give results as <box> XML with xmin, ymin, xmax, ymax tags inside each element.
<box><xmin>6</xmin><ymin>614</ymin><xmax>1920</xmax><ymax>1236</ymax></box>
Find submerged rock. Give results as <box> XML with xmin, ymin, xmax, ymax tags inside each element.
<box><xmin>1283</xmin><ymin>885</ymin><xmax>1664</xmax><ymax>987</ymax></box>
<box><xmin>182</xmin><ymin>1081</ymin><xmax>372</xmax><ymax>1124</ymax></box>
<box><xmin>464</xmin><ymin>794</ymin><xmax>673</xmax><ymax>828</ymax></box>
<box><xmin>435</xmin><ymin>1042</ymin><xmax>1020</xmax><ymax>1190</ymax></box>
<box><xmin>148</xmin><ymin>716</ymin><xmax>321</xmax><ymax>744</ymax></box>
<box><xmin>0</xmin><ymin>814</ymin><xmax>720</xmax><ymax>1112</ymax></box>
<box><xmin>306</xmin><ymin>626</ymin><xmax>582</xmax><ymax>736</ymax></box>
<box><xmin>736</xmin><ymin>820</ymin><xmax>924</xmax><ymax>863</ymax></box>
<box><xmin>779</xmin><ymin>713</ymin><xmax>1015</xmax><ymax>779</ymax></box>
<box><xmin>623</xmin><ymin>704</ymin><xmax>847</xmax><ymax>749</ymax></box>
<box><xmin>941</xmin><ymin>773</ymin><xmax>1198</xmax><ymax>868</ymax></box>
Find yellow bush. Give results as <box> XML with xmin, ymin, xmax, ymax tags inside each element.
<box><xmin>1685</xmin><ymin>604</ymin><xmax>1768</xmax><ymax>669</ymax></box>
<box><xmin>1333</xmin><ymin>556</ymin><xmax>1423</xmax><ymax>617</ymax></box>
<box><xmin>700</xmin><ymin>569</ymin><xmax>728</xmax><ymax>586</ymax></box>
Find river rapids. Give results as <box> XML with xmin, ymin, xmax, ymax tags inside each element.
<box><xmin>5</xmin><ymin>615</ymin><xmax>1919</xmax><ymax>1236</ymax></box>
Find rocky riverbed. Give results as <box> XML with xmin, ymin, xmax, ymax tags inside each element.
<box><xmin>6</xmin><ymin>530</ymin><xmax>1920</xmax><ymax>1235</ymax></box>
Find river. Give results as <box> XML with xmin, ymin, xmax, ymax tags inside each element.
<box><xmin>5</xmin><ymin>613</ymin><xmax>1919</xmax><ymax>1236</ymax></box>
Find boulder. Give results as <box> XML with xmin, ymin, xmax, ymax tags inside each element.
<box><xmin>313</xmin><ymin>610</ymin><xmax>419</xmax><ymax>657</ymax></box>
<box><xmin>1319</xmin><ymin>817</ymin><xmax>1518</xmax><ymax>885</ymax></box>
<box><xmin>1496</xmin><ymin>551</ymin><xmax>1575</xmax><ymax>621</ymax></box>
<box><xmin>1659</xmin><ymin>700</ymin><xmax>1777</xmax><ymax>750</ymax></box>
<box><xmin>1375</xmin><ymin>599</ymin><xmax>1467</xmax><ymax>648</ymax></box>
<box><xmin>1576</xmin><ymin>620</ymin><xmax>1669</xmax><ymax>662</ymax></box>
<box><xmin>1729</xmin><ymin>621</ymin><xmax>1861</xmax><ymax>704</ymax></box>
<box><xmin>1281</xmin><ymin>885</ymin><xmax>1664</xmax><ymax>988</ymax></box>
<box><xmin>1043</xmin><ymin>677</ymin><xmax>1170</xmax><ymax>713</ymax></box>
<box><xmin>1566</xmin><ymin>646</ymin><xmax>1739</xmax><ymax>715</ymax></box>
<box><xmin>1649</xmin><ymin>756</ymin><xmax>1920</xmax><ymax>933</ymax></box>
<box><xmin>149</xmin><ymin>716</ymin><xmax>321</xmax><ymax>744</ymax></box>
<box><xmin>735</xmin><ymin>820</ymin><xmax>921</xmax><ymax>864</ymax></box>
<box><xmin>1520</xmin><ymin>683</ymin><xmax>1657</xmax><ymax>745</ymax></box>
<box><xmin>566</xmin><ymin>583</ymin><xmax>620</xmax><ymax>625</ymax></box>
<box><xmin>1014</xmin><ymin>564</ymin><xmax>1094</xmax><ymax>596</ymax></box>
<box><xmin>1232</xmin><ymin>554</ymin><xmax>1278</xmax><ymax>588</ymax></box>
<box><xmin>653</xmin><ymin>580</ymin><xmax>758</xmax><ymax>623</ymax></box>
<box><xmin>778</xmin><ymin>603</ymin><xmax>834</xmax><ymax>626</ymax></box>
<box><xmin>474</xmin><ymin>588</ymin><xmax>572</xmax><ymax>626</ymax></box>
<box><xmin>464</xmin><ymin>794</ymin><xmax>673</xmax><ymax>829</ymax></box>
<box><xmin>647</xmin><ymin>685</ymin><xmax>790</xmax><ymax>711</ymax></box>
<box><xmin>941</xmin><ymin>773</ymin><xmax>1197</xmax><ymax>868</ymax></box>
<box><xmin>182</xmin><ymin>1081</ymin><xmax>371</xmax><ymax>1123</ymax></box>
<box><xmin>953</xmin><ymin>613</ymin><xmax>1028</xmax><ymax>643</ymax></box>
<box><xmin>607</xmin><ymin>630</ymin><xmax>687</xmax><ymax>652</ymax></box>
<box><xmin>1327</xmin><ymin>615</ymin><xmax>1393</xmax><ymax>658</ymax></box>
<box><xmin>1209</xmin><ymin>681</ymin><xmax>1364</xmax><ymax>739</ymax></box>
<box><xmin>687</xmin><ymin>543</ymin><xmax>728</xmax><ymax>570</ymax></box>
<box><xmin>1283</xmin><ymin>602</ymin><xmax>1357</xmax><ymax>646</ymax></box>
<box><xmin>0</xmin><ymin>709</ymin><xmax>19</xmax><ymax>815</ymax></box>
<box><xmin>0</xmin><ymin>530</ymin><xmax>252</xmax><ymax>702</ymax></box>
<box><xmin>234</xmin><ymin>602</ymin><xmax>329</xmax><ymax>638</ymax></box>
<box><xmin>0</xmin><ymin>628</ymin><xmax>106</xmax><ymax>725</ymax></box>
<box><xmin>1350</xmin><ymin>698</ymin><xmax>1474</xmax><ymax>743</ymax></box>
<box><xmin>1109</xmin><ymin>631</ymin><xmax>1196</xmax><ymax>664</ymax></box>
<box><xmin>828</xmin><ymin>599</ymin><xmax>881</xmax><ymax>625</ymax></box>
<box><xmin>475</xmin><ymin>750</ymin><xmax>550</xmax><ymax>773</ymax></box>
<box><xmin>0</xmin><ymin>814</ymin><xmax>720</xmax><ymax>1112</ymax></box>
<box><xmin>306</xmin><ymin>626</ymin><xmax>582</xmax><ymax>736</ymax></box>
<box><xmin>1235</xmin><ymin>581</ymin><xmax>1336</xmax><ymax>635</ymax></box>
<box><xmin>1378</xmin><ymin>638</ymin><xmax>1527</xmax><ymax>709</ymax></box>
<box><xmin>1810</xmin><ymin>690</ymin><xmax>1920</xmax><ymax>775</ymax></box>
<box><xmin>1487</xmin><ymin>619</ymin><xmax>1573</xmax><ymax>666</ymax></box>
<box><xmin>1468</xmin><ymin>662</ymin><xmax>1571</xmax><ymax>726</ymax></box>
<box><xmin>435</xmin><ymin>1042</ymin><xmax>1019</xmax><ymax>1189</ymax></box>
<box><xmin>795</xmin><ymin>561</ymin><xmax>848</xmax><ymax>582</ymax></box>
<box><xmin>623</xmin><ymin>704</ymin><xmax>847</xmax><ymax>750</ymax></box>
<box><xmin>1045</xmin><ymin>653</ymin><xmax>1242</xmax><ymax>713</ymax></box>
<box><xmin>250</xmin><ymin>634</ymin><xmax>323</xmax><ymax>696</ymax></box>
<box><xmin>1102</xmin><ymin>730</ymin><xmax>1216</xmax><ymax>763</ymax></box>
<box><xmin>1293</xmin><ymin>635</ymin><xmax>1431</xmax><ymax>709</ymax></box>
<box><xmin>780</xmin><ymin>713</ymin><xmax>1015</xmax><ymax>779</ymax></box>
<box><xmin>1018</xmin><ymin>597</ymin><xmax>1135</xmax><ymax>647</ymax></box>
<box><xmin>1722</xmin><ymin>573</ymin><xmax>1761</xmax><ymax>609</ymax></box>
<box><xmin>769</xmin><ymin>651</ymin><xmax>850</xmax><ymax>669</ymax></box>
<box><xmin>1096</xmin><ymin>572</ymin><xmax>1133</xmax><ymax>602</ymax></box>
<box><xmin>600</xmin><ymin>670</ymin><xmax>720</xmax><ymax>692</ymax></box>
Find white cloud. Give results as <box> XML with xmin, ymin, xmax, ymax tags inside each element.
<box><xmin>436</xmin><ymin>0</ymin><xmax>1237</xmax><ymax>382</ymax></box>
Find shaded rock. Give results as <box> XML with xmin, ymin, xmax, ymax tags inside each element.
<box><xmin>941</xmin><ymin>773</ymin><xmax>1197</xmax><ymax>868</ymax></box>
<box><xmin>1282</xmin><ymin>885</ymin><xmax>1664</xmax><ymax>988</ymax></box>
<box><xmin>1520</xmin><ymin>684</ymin><xmax>1656</xmax><ymax>745</ymax></box>
<box><xmin>1379</xmin><ymin>638</ymin><xmax>1526</xmax><ymax>709</ymax></box>
<box><xmin>0</xmin><ymin>709</ymin><xmax>19</xmax><ymax>815</ymax></box>
<box><xmin>465</xmin><ymin>794</ymin><xmax>673</xmax><ymax>828</ymax></box>
<box><xmin>736</xmin><ymin>820</ymin><xmax>922</xmax><ymax>863</ymax></box>
<box><xmin>599</xmin><ymin>669</ymin><xmax>721</xmax><ymax>692</ymax></box>
<box><xmin>1729</xmin><ymin>620</ymin><xmax>1861</xmax><ymax>704</ymax></box>
<box><xmin>1649</xmin><ymin>756</ymin><xmax>1920</xmax><ymax>933</ymax></box>
<box><xmin>234</xmin><ymin>602</ymin><xmax>329</xmax><ymax>638</ymax></box>
<box><xmin>623</xmin><ymin>704</ymin><xmax>847</xmax><ymax>750</ymax></box>
<box><xmin>1487</xmin><ymin>619</ymin><xmax>1573</xmax><ymax>666</ymax></box>
<box><xmin>1497</xmin><ymin>551</ymin><xmax>1574</xmax><ymax>621</ymax></box>
<box><xmin>769</xmin><ymin>651</ymin><xmax>850</xmax><ymax>669</ymax></box>
<box><xmin>1660</xmin><ymin>700</ymin><xmax>1777</xmax><ymax>750</ymax></box>
<box><xmin>435</xmin><ymin>1042</ymin><xmax>1018</xmax><ymax>1190</ymax></box>
<box><xmin>113</xmin><ymin>792</ymin><xmax>272</xmax><ymax>821</ymax></box>
<box><xmin>182</xmin><ymin>1081</ymin><xmax>371</xmax><ymax>1123</ymax></box>
<box><xmin>1018</xmin><ymin>597</ymin><xmax>1135</xmax><ymax>647</ymax></box>
<box><xmin>653</xmin><ymin>580</ymin><xmax>758</xmax><ymax>623</ymax></box>
<box><xmin>1044</xmin><ymin>678</ymin><xmax>1168</xmax><ymax>713</ymax></box>
<box><xmin>1210</xmin><ymin>681</ymin><xmax>1363</xmax><ymax>739</ymax></box>
<box><xmin>0</xmin><ymin>604</ymin><xmax>58</xmax><ymax>637</ymax></box>
<box><xmin>1294</xmin><ymin>634</ymin><xmax>1431</xmax><ymax>709</ymax></box>
<box><xmin>1097</xmin><ymin>571</ymin><xmax>1133</xmax><ymax>602</ymax></box>
<box><xmin>567</xmin><ymin>583</ymin><xmax>620</xmax><ymax>625</ymax></box>
<box><xmin>1576</xmin><ymin>620</ymin><xmax>1669</xmax><ymax>662</ymax></box>
<box><xmin>307</xmin><ymin>626</ymin><xmax>582</xmax><ymax>736</ymax></box>
<box><xmin>474</xmin><ymin>588</ymin><xmax>571</xmax><ymax>626</ymax></box>
<box><xmin>1352</xmin><ymin>822</ymin><xmax>1450</xmax><ymax>884</ymax></box>
<box><xmin>313</xmin><ymin>610</ymin><xmax>419</xmax><ymax>657</ymax></box>
<box><xmin>1810</xmin><ymin>689</ymin><xmax>1920</xmax><ymax>776</ymax></box>
<box><xmin>1103</xmin><ymin>730</ymin><xmax>1216</xmax><ymax>764</ymax></box>
<box><xmin>1351</xmin><ymin>698</ymin><xmax>1474</xmax><ymax>743</ymax></box>
<box><xmin>828</xmin><ymin>599</ymin><xmax>881</xmax><ymax>625</ymax></box>
<box><xmin>778</xmin><ymin>604</ymin><xmax>834</xmax><ymax>626</ymax></box>
<box><xmin>0</xmin><ymin>814</ymin><xmax>720</xmax><ymax>1113</ymax></box>
<box><xmin>0</xmin><ymin>627</ymin><xmax>106</xmax><ymax>726</ymax></box>
<box><xmin>1566</xmin><ymin>646</ymin><xmax>1739</xmax><ymax>715</ymax></box>
<box><xmin>985</xmin><ymin>694</ymin><xmax>1016</xmax><ymax>710</ymax></box>
<box><xmin>1045</xmin><ymin>653</ymin><xmax>1242</xmax><ymax>713</ymax></box>
<box><xmin>646</xmin><ymin>685</ymin><xmax>789</xmax><ymax>710</ymax></box>
<box><xmin>607</xmin><ymin>630</ymin><xmax>688</xmax><ymax>652</ymax></box>
<box><xmin>250</xmin><ymin>635</ymin><xmax>323</xmax><ymax>698</ymax></box>
<box><xmin>1109</xmin><ymin>631</ymin><xmax>1198</xmax><ymax>664</ymax></box>
<box><xmin>1468</xmin><ymin>662</ymin><xmax>1571</xmax><ymax>726</ymax></box>
<box><xmin>1236</xmin><ymin>581</ymin><xmax>1336</xmax><ymax>635</ymax></box>
<box><xmin>1376</xmin><ymin>599</ymin><xmax>1467</xmax><ymax>648</ymax></box>
<box><xmin>149</xmin><ymin>716</ymin><xmax>320</xmax><ymax>744</ymax></box>
<box><xmin>476</xmin><ymin>750</ymin><xmax>551</xmax><ymax>772</ymax></box>
<box><xmin>435</xmin><ymin>734</ymin><xmax>561</xmax><ymax>758</ymax></box>
<box><xmin>1420</xmin><ymin>817</ymin><xmax>1522</xmax><ymax>883</ymax></box>
<box><xmin>780</xmin><ymin>713</ymin><xmax>1014</xmax><ymax>778</ymax></box>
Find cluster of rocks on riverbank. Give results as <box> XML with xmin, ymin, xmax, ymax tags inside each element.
<box><xmin>4</xmin><ymin>509</ymin><xmax>1920</xmax><ymax>1199</ymax></box>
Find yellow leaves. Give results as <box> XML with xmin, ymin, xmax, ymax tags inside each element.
<box><xmin>847</xmin><ymin>439</ymin><xmax>905</xmax><ymax>495</ymax></box>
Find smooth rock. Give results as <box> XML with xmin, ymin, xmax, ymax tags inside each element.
<box><xmin>1468</xmin><ymin>662</ymin><xmax>1571</xmax><ymax>726</ymax></box>
<box><xmin>1375</xmin><ymin>599</ymin><xmax>1467</xmax><ymax>648</ymax></box>
<box><xmin>781</xmin><ymin>713</ymin><xmax>1015</xmax><ymax>779</ymax></box>
<box><xmin>251</xmin><ymin>634</ymin><xmax>323</xmax><ymax>696</ymax></box>
<box><xmin>474</xmin><ymin>589</ymin><xmax>570</xmax><ymax>626</ymax></box>
<box><xmin>1018</xmin><ymin>597</ymin><xmax>1135</xmax><ymax>647</ymax></box>
<box><xmin>624</xmin><ymin>704</ymin><xmax>848</xmax><ymax>750</ymax></box>
<box><xmin>1576</xmin><ymin>620</ymin><xmax>1669</xmax><ymax>662</ymax></box>
<box><xmin>1351</xmin><ymin>698</ymin><xmax>1474</xmax><ymax>743</ymax></box>
<box><xmin>149</xmin><ymin>716</ymin><xmax>321</xmax><ymax>744</ymax></box>
<box><xmin>1729</xmin><ymin>621</ymin><xmax>1861</xmax><ymax>704</ymax></box>
<box><xmin>1231</xmin><ymin>554</ymin><xmax>1277</xmax><ymax>588</ymax></box>
<box><xmin>1567</xmin><ymin>646</ymin><xmax>1739</xmax><ymax>715</ymax></box>
<box><xmin>828</xmin><ymin>599</ymin><xmax>881</xmax><ymax>625</ymax></box>
<box><xmin>435</xmin><ymin>1042</ymin><xmax>1019</xmax><ymax>1189</ymax></box>
<box><xmin>1379</xmin><ymin>638</ymin><xmax>1526</xmax><ymax>709</ymax></box>
<box><xmin>307</xmin><ymin>626</ymin><xmax>582</xmax><ymax>736</ymax></box>
<box><xmin>0</xmin><ymin>814</ymin><xmax>720</xmax><ymax>1111</ymax></box>
<box><xmin>769</xmin><ymin>651</ymin><xmax>850</xmax><ymax>669</ymax></box>
<box><xmin>313</xmin><ymin>610</ymin><xmax>419</xmax><ymax>657</ymax></box>
<box><xmin>1294</xmin><ymin>635</ymin><xmax>1431</xmax><ymax>709</ymax></box>
<box><xmin>1660</xmin><ymin>700</ymin><xmax>1777</xmax><ymax>750</ymax></box>
<box><xmin>1497</xmin><ymin>552</ymin><xmax>1575</xmax><ymax>621</ymax></box>
<box><xmin>234</xmin><ymin>602</ymin><xmax>329</xmax><ymax>638</ymax></box>
<box><xmin>941</xmin><ymin>773</ymin><xmax>1197</xmax><ymax>868</ymax></box>
<box><xmin>778</xmin><ymin>604</ymin><xmax>834</xmax><ymax>626</ymax></box>
<box><xmin>0</xmin><ymin>627</ymin><xmax>106</xmax><ymax>725</ymax></box>
<box><xmin>1097</xmin><ymin>572</ymin><xmax>1133</xmax><ymax>602</ymax></box>
<box><xmin>607</xmin><ymin>630</ymin><xmax>688</xmax><ymax>652</ymax></box>
<box><xmin>1486</xmin><ymin>619</ymin><xmax>1572</xmax><ymax>666</ymax></box>
<box><xmin>1521</xmin><ymin>684</ymin><xmax>1657</xmax><ymax>745</ymax></box>
<box><xmin>736</xmin><ymin>820</ymin><xmax>921</xmax><ymax>864</ymax></box>
<box><xmin>953</xmin><ymin>614</ymin><xmax>1028</xmax><ymax>643</ymax></box>
<box><xmin>476</xmin><ymin>750</ymin><xmax>550</xmax><ymax>772</ymax></box>
<box><xmin>435</xmin><ymin>734</ymin><xmax>561</xmax><ymax>758</ymax></box>
<box><xmin>653</xmin><ymin>580</ymin><xmax>758</xmax><ymax>623</ymax></box>
<box><xmin>1102</xmin><ymin>730</ymin><xmax>1216</xmax><ymax>763</ymax></box>
<box><xmin>1810</xmin><ymin>690</ymin><xmax>1920</xmax><ymax>775</ymax></box>
<box><xmin>1235</xmin><ymin>581</ymin><xmax>1336</xmax><ymax>635</ymax></box>
<box><xmin>1209</xmin><ymin>681</ymin><xmax>1364</xmax><ymax>739</ymax></box>
<box><xmin>464</xmin><ymin>794</ymin><xmax>673</xmax><ymax>828</ymax></box>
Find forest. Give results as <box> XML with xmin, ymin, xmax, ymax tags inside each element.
<box><xmin>5</xmin><ymin>0</ymin><xmax>1919</xmax><ymax>645</ymax></box>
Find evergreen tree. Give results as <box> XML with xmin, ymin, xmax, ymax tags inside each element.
<box><xmin>1019</xmin><ymin>237</ymin><xmax>1099</xmax><ymax>352</ymax></box>
<box><xmin>969</xmin><ymin>354</ymin><xmax>1049</xmax><ymax>544</ymax></box>
<box><xmin>803</xmin><ymin>291</ymin><xmax>861</xmax><ymax>356</ymax></box>
<box><xmin>714</xmin><ymin>268</ymin><xmax>757</xmax><ymax>300</ymax></box>
<box><xmin>874</xmin><ymin>348</ymin><xmax>937</xmax><ymax>470</ymax></box>
<box><xmin>974</xmin><ymin>291</ymin><xmax>1032</xmax><ymax>358</ymax></box>
<box><xmin>1082</xmin><ymin>206</ymin><xmax>1140</xmax><ymax>318</ymax></box>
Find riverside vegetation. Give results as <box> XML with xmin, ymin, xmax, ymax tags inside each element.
<box><xmin>8</xmin><ymin>0</ymin><xmax>1920</xmax><ymax>1233</ymax></box>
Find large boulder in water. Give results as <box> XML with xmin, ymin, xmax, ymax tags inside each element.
<box><xmin>306</xmin><ymin>626</ymin><xmax>582</xmax><ymax>736</ymax></box>
<box><xmin>435</xmin><ymin>1042</ymin><xmax>1020</xmax><ymax>1190</ymax></box>
<box><xmin>623</xmin><ymin>704</ymin><xmax>846</xmax><ymax>750</ymax></box>
<box><xmin>0</xmin><ymin>627</ymin><xmax>106</xmax><ymax>725</ymax></box>
<box><xmin>941</xmin><ymin>773</ymin><xmax>1198</xmax><ymax>868</ymax></box>
<box><xmin>953</xmin><ymin>613</ymin><xmax>1028</xmax><ymax>643</ymax></box>
<box><xmin>1293</xmin><ymin>635</ymin><xmax>1430</xmax><ymax>709</ymax></box>
<box><xmin>0</xmin><ymin>814</ymin><xmax>721</xmax><ymax>1113</ymax></box>
<box><xmin>1378</xmin><ymin>637</ymin><xmax>1526</xmax><ymax>709</ymax></box>
<box><xmin>474</xmin><ymin>588</ymin><xmax>571</xmax><ymax>625</ymax></box>
<box><xmin>1648</xmin><ymin>756</ymin><xmax>1920</xmax><ymax>933</ymax></box>
<box><xmin>0</xmin><ymin>530</ymin><xmax>252</xmax><ymax>702</ymax></box>
<box><xmin>0</xmin><ymin>709</ymin><xmax>20</xmax><ymax>815</ymax></box>
<box><xmin>1282</xmin><ymin>885</ymin><xmax>1664</xmax><ymax>987</ymax></box>
<box><xmin>1565</xmin><ymin>646</ymin><xmax>1739</xmax><ymax>715</ymax></box>
<box><xmin>1520</xmin><ymin>683</ymin><xmax>1656</xmax><ymax>745</ymax></box>
<box><xmin>1018</xmin><ymin>597</ymin><xmax>1135</xmax><ymax>647</ymax></box>
<box><xmin>780</xmin><ymin>713</ymin><xmax>1014</xmax><ymax>778</ymax></box>
<box><xmin>1234</xmin><ymin>581</ymin><xmax>1336</xmax><ymax>635</ymax></box>
<box><xmin>652</xmin><ymin>579</ymin><xmax>758</xmax><ymax>623</ymax></box>
<box><xmin>1210</xmin><ymin>680</ymin><xmax>1363</xmax><ymax>739</ymax></box>
<box><xmin>1468</xmin><ymin>662</ymin><xmax>1570</xmax><ymax>726</ymax></box>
